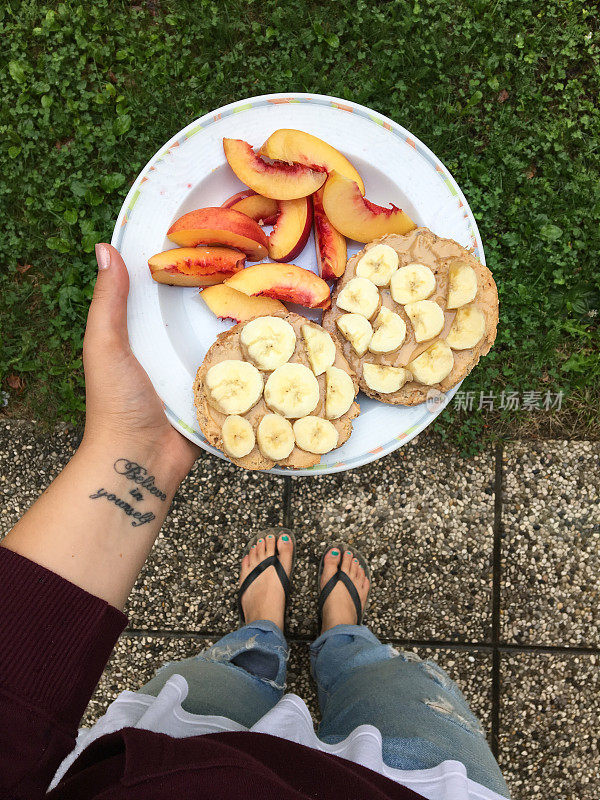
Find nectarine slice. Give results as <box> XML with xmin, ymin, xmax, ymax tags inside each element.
<box><xmin>149</xmin><ymin>247</ymin><xmax>245</xmax><ymax>286</ymax></box>
<box><xmin>223</xmin><ymin>138</ymin><xmax>327</xmax><ymax>200</ymax></box>
<box><xmin>260</xmin><ymin>129</ymin><xmax>365</xmax><ymax>195</ymax></box>
<box><xmin>322</xmin><ymin>172</ymin><xmax>416</xmax><ymax>243</ymax></box>
<box><xmin>224</xmin><ymin>263</ymin><xmax>330</xmax><ymax>309</ymax></box>
<box><xmin>231</xmin><ymin>194</ymin><xmax>279</xmax><ymax>225</ymax></box>
<box><xmin>200</xmin><ymin>284</ymin><xmax>287</xmax><ymax>322</ymax></box>
<box><xmin>167</xmin><ymin>207</ymin><xmax>268</xmax><ymax>261</ymax></box>
<box><xmin>268</xmin><ymin>197</ymin><xmax>312</xmax><ymax>262</ymax></box>
<box><xmin>221</xmin><ymin>189</ymin><xmax>256</xmax><ymax>208</ymax></box>
<box><xmin>312</xmin><ymin>188</ymin><xmax>347</xmax><ymax>280</ymax></box>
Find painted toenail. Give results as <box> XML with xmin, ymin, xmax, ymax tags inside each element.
<box><xmin>331</xmin><ymin>549</ymin><xmax>339</xmax><ymax>556</ymax></box>
<box><xmin>258</xmin><ymin>539</ymin><xmax>263</xmax><ymax>543</ymax></box>
<box><xmin>267</xmin><ymin>535</ymin><xmax>274</xmax><ymax>539</ymax></box>
<box><xmin>353</xmin><ymin>558</ymin><xmax>359</xmax><ymax>563</ymax></box>
<box><xmin>251</xmin><ymin>544</ymin><xmax>256</xmax><ymax>549</ymax></box>
<box><xmin>346</xmin><ymin>550</ymin><xmax>352</xmax><ymax>555</ymax></box>
<box><xmin>282</xmin><ymin>535</ymin><xmax>290</xmax><ymax>541</ymax></box>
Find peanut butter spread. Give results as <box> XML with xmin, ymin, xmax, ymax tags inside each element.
<box><xmin>322</xmin><ymin>228</ymin><xmax>499</xmax><ymax>405</ymax></box>
<box><xmin>193</xmin><ymin>311</ymin><xmax>359</xmax><ymax>470</ymax></box>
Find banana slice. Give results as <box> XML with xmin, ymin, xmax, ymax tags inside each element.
<box><xmin>404</xmin><ymin>300</ymin><xmax>445</xmax><ymax>343</ymax></box>
<box><xmin>355</xmin><ymin>244</ymin><xmax>399</xmax><ymax>286</ymax></box>
<box><xmin>293</xmin><ymin>416</ymin><xmax>339</xmax><ymax>454</ymax></box>
<box><xmin>445</xmin><ymin>305</ymin><xmax>486</xmax><ymax>350</ymax></box>
<box><xmin>325</xmin><ymin>367</ymin><xmax>355</xmax><ymax>419</ymax></box>
<box><xmin>221</xmin><ymin>415</ymin><xmax>255</xmax><ymax>459</ymax></box>
<box><xmin>369</xmin><ymin>306</ymin><xmax>407</xmax><ymax>354</ymax></box>
<box><xmin>390</xmin><ymin>263</ymin><xmax>436</xmax><ymax>304</ymax></box>
<box><xmin>363</xmin><ymin>363</ymin><xmax>410</xmax><ymax>394</ymax></box>
<box><xmin>302</xmin><ymin>324</ymin><xmax>336</xmax><ymax>376</ymax></box>
<box><xmin>336</xmin><ymin>277</ymin><xmax>380</xmax><ymax>319</ymax></box>
<box><xmin>447</xmin><ymin>261</ymin><xmax>478</xmax><ymax>309</ymax></box>
<box><xmin>240</xmin><ymin>316</ymin><xmax>296</xmax><ymax>371</ymax></box>
<box><xmin>409</xmin><ymin>341</ymin><xmax>454</xmax><ymax>385</ymax></box>
<box><xmin>205</xmin><ymin>360</ymin><xmax>263</xmax><ymax>415</ymax></box>
<box><xmin>336</xmin><ymin>313</ymin><xmax>373</xmax><ymax>357</ymax></box>
<box><xmin>264</xmin><ymin>362</ymin><xmax>319</xmax><ymax>418</ymax></box>
<box><xmin>256</xmin><ymin>414</ymin><xmax>295</xmax><ymax>461</ymax></box>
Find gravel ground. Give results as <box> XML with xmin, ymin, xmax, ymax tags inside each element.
<box><xmin>502</xmin><ymin>441</ymin><xmax>600</xmax><ymax>646</ymax></box>
<box><xmin>1</xmin><ymin>420</ymin><xmax>599</xmax><ymax>799</ymax></box>
<box><xmin>499</xmin><ymin>651</ymin><xmax>600</xmax><ymax>799</ymax></box>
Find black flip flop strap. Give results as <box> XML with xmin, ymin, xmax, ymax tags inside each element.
<box><xmin>318</xmin><ymin>569</ymin><xmax>363</xmax><ymax>625</ymax></box>
<box><xmin>238</xmin><ymin>554</ymin><xmax>291</xmax><ymax>624</ymax></box>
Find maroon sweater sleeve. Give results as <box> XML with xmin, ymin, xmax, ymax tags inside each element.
<box><xmin>0</xmin><ymin>547</ymin><xmax>127</xmax><ymax>800</ymax></box>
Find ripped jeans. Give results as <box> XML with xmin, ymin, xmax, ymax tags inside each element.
<box><xmin>140</xmin><ymin>621</ymin><xmax>509</xmax><ymax>797</ymax></box>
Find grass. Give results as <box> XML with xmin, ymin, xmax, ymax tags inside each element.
<box><xmin>0</xmin><ymin>0</ymin><xmax>598</xmax><ymax>452</ymax></box>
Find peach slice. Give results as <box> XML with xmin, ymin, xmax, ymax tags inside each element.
<box><xmin>260</xmin><ymin>129</ymin><xmax>365</xmax><ymax>195</ymax></box>
<box><xmin>268</xmin><ymin>197</ymin><xmax>312</xmax><ymax>262</ymax></box>
<box><xmin>221</xmin><ymin>189</ymin><xmax>256</xmax><ymax>208</ymax></box>
<box><xmin>224</xmin><ymin>263</ymin><xmax>330</xmax><ymax>309</ymax></box>
<box><xmin>223</xmin><ymin>138</ymin><xmax>327</xmax><ymax>200</ymax></box>
<box><xmin>149</xmin><ymin>247</ymin><xmax>245</xmax><ymax>287</ymax></box>
<box><xmin>322</xmin><ymin>172</ymin><xmax>416</xmax><ymax>243</ymax></box>
<box><xmin>312</xmin><ymin>187</ymin><xmax>347</xmax><ymax>280</ymax></box>
<box><xmin>200</xmin><ymin>284</ymin><xmax>287</xmax><ymax>322</ymax></box>
<box><xmin>167</xmin><ymin>207</ymin><xmax>268</xmax><ymax>261</ymax></box>
<box><xmin>231</xmin><ymin>194</ymin><xmax>279</xmax><ymax>225</ymax></box>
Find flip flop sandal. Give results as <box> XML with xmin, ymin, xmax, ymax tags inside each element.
<box><xmin>238</xmin><ymin>527</ymin><xmax>296</xmax><ymax>625</ymax></box>
<box><xmin>317</xmin><ymin>541</ymin><xmax>371</xmax><ymax>629</ymax></box>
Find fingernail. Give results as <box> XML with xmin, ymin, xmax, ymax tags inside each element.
<box><xmin>331</xmin><ymin>549</ymin><xmax>339</xmax><ymax>556</ymax></box>
<box><xmin>282</xmin><ymin>535</ymin><xmax>290</xmax><ymax>542</ymax></box>
<box><xmin>95</xmin><ymin>243</ymin><xmax>111</xmax><ymax>270</ymax></box>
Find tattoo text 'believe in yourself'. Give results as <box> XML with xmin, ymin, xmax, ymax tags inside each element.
<box><xmin>88</xmin><ymin>458</ymin><xmax>167</xmax><ymax>527</ymax></box>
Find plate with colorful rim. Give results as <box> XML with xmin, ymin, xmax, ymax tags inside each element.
<box><xmin>113</xmin><ymin>92</ymin><xmax>483</xmax><ymax>476</ymax></box>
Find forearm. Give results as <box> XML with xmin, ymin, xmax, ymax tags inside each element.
<box><xmin>1</xmin><ymin>437</ymin><xmax>188</xmax><ymax>610</ymax></box>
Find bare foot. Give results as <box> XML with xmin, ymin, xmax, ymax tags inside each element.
<box><xmin>320</xmin><ymin>547</ymin><xmax>370</xmax><ymax>634</ymax></box>
<box><xmin>239</xmin><ymin>532</ymin><xmax>294</xmax><ymax>631</ymax></box>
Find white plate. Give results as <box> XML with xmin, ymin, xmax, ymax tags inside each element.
<box><xmin>112</xmin><ymin>92</ymin><xmax>484</xmax><ymax>476</ymax></box>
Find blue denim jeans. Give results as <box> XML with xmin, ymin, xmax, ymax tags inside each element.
<box><xmin>141</xmin><ymin>621</ymin><xmax>509</xmax><ymax>797</ymax></box>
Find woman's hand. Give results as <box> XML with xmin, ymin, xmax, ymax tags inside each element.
<box><xmin>82</xmin><ymin>243</ymin><xmax>199</xmax><ymax>479</ymax></box>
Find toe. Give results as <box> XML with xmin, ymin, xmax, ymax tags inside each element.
<box><xmin>249</xmin><ymin>541</ymin><xmax>259</xmax><ymax>567</ymax></box>
<box><xmin>239</xmin><ymin>553</ymin><xmax>250</xmax><ymax>584</ymax></box>
<box><xmin>341</xmin><ymin>549</ymin><xmax>353</xmax><ymax>575</ymax></box>
<box><xmin>277</xmin><ymin>532</ymin><xmax>294</xmax><ymax>576</ymax></box>
<box><xmin>320</xmin><ymin>546</ymin><xmax>342</xmax><ymax>589</ymax></box>
<box><xmin>256</xmin><ymin>536</ymin><xmax>266</xmax><ymax>561</ymax></box>
<box><xmin>265</xmin><ymin>532</ymin><xmax>276</xmax><ymax>557</ymax></box>
<box><xmin>351</xmin><ymin>558</ymin><xmax>361</xmax><ymax>580</ymax></box>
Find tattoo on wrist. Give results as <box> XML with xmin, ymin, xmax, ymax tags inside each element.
<box><xmin>88</xmin><ymin>458</ymin><xmax>167</xmax><ymax>527</ymax></box>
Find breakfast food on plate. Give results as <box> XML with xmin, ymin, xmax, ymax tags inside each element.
<box><xmin>193</xmin><ymin>311</ymin><xmax>359</xmax><ymax>469</ymax></box>
<box><xmin>223</xmin><ymin>263</ymin><xmax>330</xmax><ymax>309</ymax></box>
<box><xmin>148</xmin><ymin>124</ymin><xmax>496</xmax><ymax>470</ymax></box>
<box><xmin>322</xmin><ymin>227</ymin><xmax>498</xmax><ymax>404</ymax></box>
<box><xmin>223</xmin><ymin>138</ymin><xmax>327</xmax><ymax>200</ymax></box>
<box><xmin>312</xmin><ymin>187</ymin><xmax>347</xmax><ymax>280</ymax></box>
<box><xmin>167</xmin><ymin>207</ymin><xmax>268</xmax><ymax>261</ymax></box>
<box><xmin>200</xmin><ymin>284</ymin><xmax>287</xmax><ymax>322</ymax></box>
<box><xmin>149</xmin><ymin>247</ymin><xmax>245</xmax><ymax>287</ymax></box>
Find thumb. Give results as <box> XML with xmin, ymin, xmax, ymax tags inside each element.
<box><xmin>85</xmin><ymin>243</ymin><xmax>131</xmax><ymax>346</ymax></box>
